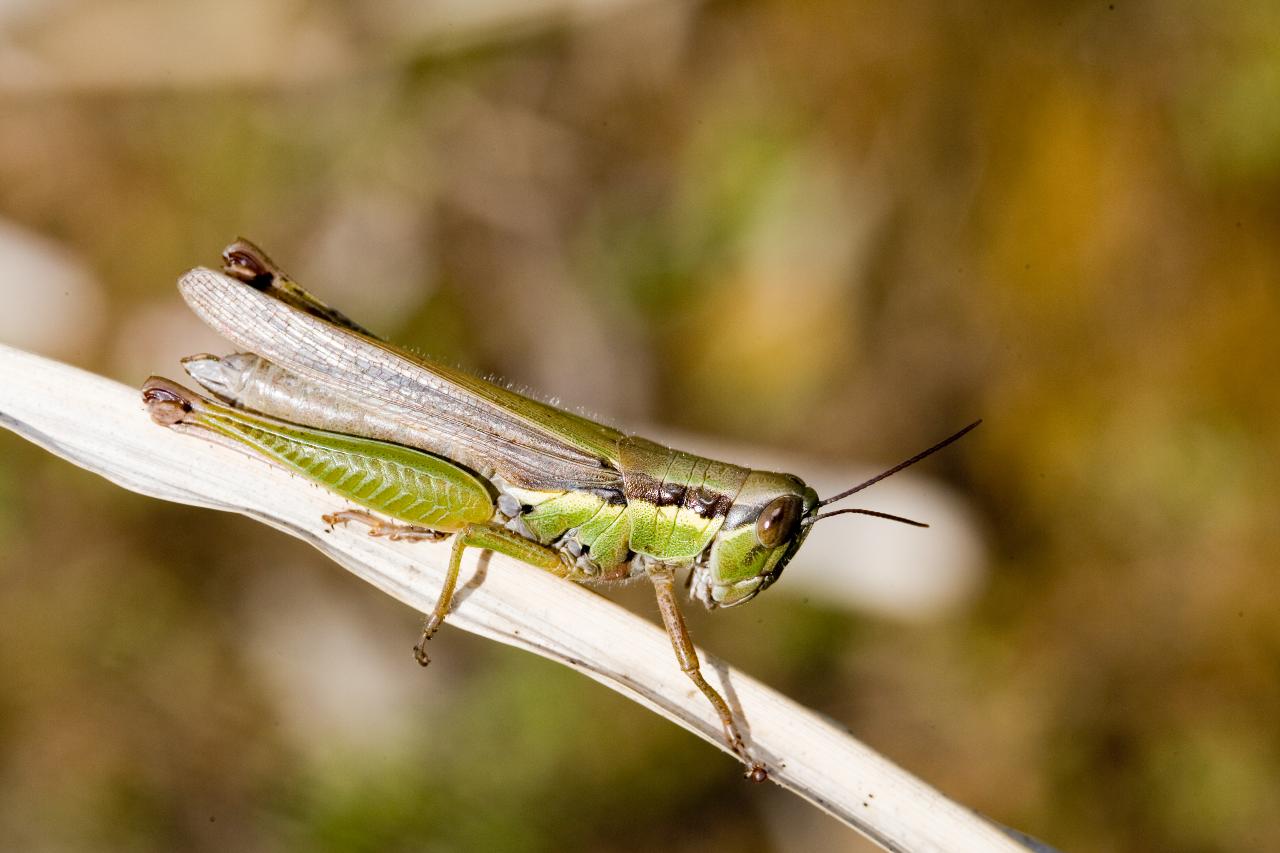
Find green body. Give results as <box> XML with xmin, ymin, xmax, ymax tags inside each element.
<box><xmin>168</xmin><ymin>243</ymin><xmax>820</xmax><ymax>608</ymax></box>
<box><xmin>145</xmin><ymin>372</ymin><xmax>817</xmax><ymax>606</ymax></box>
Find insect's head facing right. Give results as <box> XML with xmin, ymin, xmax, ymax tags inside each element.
<box><xmin>691</xmin><ymin>420</ymin><xmax>982</xmax><ymax>610</ymax></box>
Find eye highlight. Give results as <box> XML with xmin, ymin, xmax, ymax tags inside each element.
<box><xmin>755</xmin><ymin>495</ymin><xmax>801</xmax><ymax>548</ymax></box>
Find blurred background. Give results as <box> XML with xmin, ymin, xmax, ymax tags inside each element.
<box><xmin>1</xmin><ymin>1</ymin><xmax>1277</xmax><ymax>851</ymax></box>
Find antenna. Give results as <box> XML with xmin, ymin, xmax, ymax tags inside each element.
<box><xmin>807</xmin><ymin>507</ymin><xmax>928</xmax><ymax>527</ymax></box>
<box><xmin>815</xmin><ymin>420</ymin><xmax>982</xmax><ymax>509</ymax></box>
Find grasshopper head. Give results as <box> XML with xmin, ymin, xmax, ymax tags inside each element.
<box><xmin>690</xmin><ymin>420</ymin><xmax>983</xmax><ymax>609</ymax></box>
<box><xmin>692</xmin><ymin>472</ymin><xmax>819</xmax><ymax>609</ymax></box>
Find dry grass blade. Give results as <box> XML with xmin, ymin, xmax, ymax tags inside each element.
<box><xmin>0</xmin><ymin>342</ymin><xmax>1037</xmax><ymax>853</ymax></box>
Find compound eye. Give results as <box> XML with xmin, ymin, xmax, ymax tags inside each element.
<box><xmin>755</xmin><ymin>495</ymin><xmax>801</xmax><ymax>549</ymax></box>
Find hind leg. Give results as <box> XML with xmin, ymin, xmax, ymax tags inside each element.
<box><xmin>323</xmin><ymin>509</ymin><xmax>449</xmax><ymax>542</ymax></box>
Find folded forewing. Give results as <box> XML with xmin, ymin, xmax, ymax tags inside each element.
<box><xmin>178</xmin><ymin>267</ymin><xmax>624</xmax><ymax>490</ymax></box>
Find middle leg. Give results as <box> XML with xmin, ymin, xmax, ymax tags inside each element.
<box><xmin>412</xmin><ymin>522</ymin><xmax>574</xmax><ymax>666</ymax></box>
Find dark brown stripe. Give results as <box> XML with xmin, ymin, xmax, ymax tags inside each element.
<box><xmin>618</xmin><ymin>436</ymin><xmax>747</xmax><ymax>521</ymax></box>
<box><xmin>623</xmin><ymin>472</ymin><xmax>734</xmax><ymax>518</ymax></box>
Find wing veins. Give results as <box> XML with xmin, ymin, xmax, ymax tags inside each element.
<box><xmin>179</xmin><ymin>268</ymin><xmax>623</xmax><ymax>489</ymax></box>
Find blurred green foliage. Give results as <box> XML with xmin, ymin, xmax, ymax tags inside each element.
<box><xmin>2</xmin><ymin>1</ymin><xmax>1278</xmax><ymax>851</ymax></box>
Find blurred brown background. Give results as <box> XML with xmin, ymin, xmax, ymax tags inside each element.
<box><xmin>1</xmin><ymin>2</ymin><xmax>1278</xmax><ymax>851</ymax></box>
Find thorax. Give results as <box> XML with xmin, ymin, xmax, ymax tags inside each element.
<box><xmin>495</xmin><ymin>436</ymin><xmax>751</xmax><ymax>581</ymax></box>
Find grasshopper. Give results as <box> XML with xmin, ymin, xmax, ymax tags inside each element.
<box><xmin>142</xmin><ymin>240</ymin><xmax>978</xmax><ymax>781</ymax></box>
